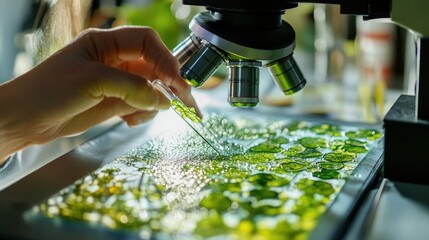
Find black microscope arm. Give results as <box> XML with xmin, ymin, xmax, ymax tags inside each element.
<box><xmin>296</xmin><ymin>0</ymin><xmax>390</xmax><ymax>18</ymax></box>
<box><xmin>183</xmin><ymin>0</ymin><xmax>391</xmax><ymax>19</ymax></box>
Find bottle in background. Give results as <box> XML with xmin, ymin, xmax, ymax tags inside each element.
<box><xmin>356</xmin><ymin>17</ymin><xmax>396</xmax><ymax>123</ymax></box>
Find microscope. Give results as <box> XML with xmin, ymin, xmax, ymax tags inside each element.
<box><xmin>173</xmin><ymin>0</ymin><xmax>429</xmax><ymax>185</ymax></box>
<box><xmin>172</xmin><ymin>0</ymin><xmax>307</xmax><ymax>107</ymax></box>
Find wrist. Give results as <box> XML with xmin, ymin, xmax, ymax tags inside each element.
<box><xmin>0</xmin><ymin>133</ymin><xmax>28</xmax><ymax>166</ymax></box>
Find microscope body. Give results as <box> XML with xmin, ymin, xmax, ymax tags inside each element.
<box><xmin>383</xmin><ymin>0</ymin><xmax>429</xmax><ymax>185</ymax></box>
<box><xmin>173</xmin><ymin>0</ymin><xmax>306</xmax><ymax>107</ymax></box>
<box><xmin>175</xmin><ymin>0</ymin><xmax>429</xmax><ymax>184</ymax></box>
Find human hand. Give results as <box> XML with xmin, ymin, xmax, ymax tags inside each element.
<box><xmin>0</xmin><ymin>26</ymin><xmax>201</xmax><ymax>163</ymax></box>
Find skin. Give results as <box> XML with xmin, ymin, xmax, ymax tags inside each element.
<box><xmin>0</xmin><ymin>26</ymin><xmax>201</xmax><ymax>164</ymax></box>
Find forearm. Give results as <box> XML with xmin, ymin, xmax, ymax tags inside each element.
<box><xmin>0</xmin><ymin>81</ymin><xmax>31</xmax><ymax>165</ymax></box>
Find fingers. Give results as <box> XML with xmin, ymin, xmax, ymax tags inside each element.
<box><xmin>60</xmin><ymin>101</ymin><xmax>158</xmax><ymax>136</ymax></box>
<box><xmin>87</xmin><ymin>63</ymin><xmax>171</xmax><ymax>111</ymax></box>
<box><xmin>121</xmin><ymin>110</ymin><xmax>158</xmax><ymax>126</ymax></box>
<box><xmin>123</xmin><ymin>60</ymin><xmax>190</xmax><ymax>94</ymax></box>
<box><xmin>124</xmin><ymin>61</ymin><xmax>201</xmax><ymax>116</ymax></box>
<box><xmin>76</xmin><ymin>27</ymin><xmax>187</xmax><ymax>91</ymax></box>
<box><xmin>58</xmin><ymin>98</ymin><xmax>138</xmax><ymax>136</ymax></box>
<box><xmin>75</xmin><ymin>27</ymin><xmax>202</xmax><ymax>118</ymax></box>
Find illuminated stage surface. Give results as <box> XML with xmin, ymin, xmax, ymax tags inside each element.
<box><xmin>0</xmin><ymin>103</ymin><xmax>387</xmax><ymax>239</ymax></box>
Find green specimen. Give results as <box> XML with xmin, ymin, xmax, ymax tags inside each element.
<box><xmin>34</xmin><ymin>114</ymin><xmax>383</xmax><ymax>240</ymax></box>
<box><xmin>171</xmin><ymin>99</ymin><xmax>202</xmax><ymax>123</ymax></box>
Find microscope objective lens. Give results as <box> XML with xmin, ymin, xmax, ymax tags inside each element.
<box><xmin>227</xmin><ymin>61</ymin><xmax>261</xmax><ymax>107</ymax></box>
<box><xmin>180</xmin><ymin>43</ymin><xmax>225</xmax><ymax>87</ymax></box>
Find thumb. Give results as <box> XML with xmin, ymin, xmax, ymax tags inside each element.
<box><xmin>88</xmin><ymin>64</ymin><xmax>170</xmax><ymax>111</ymax></box>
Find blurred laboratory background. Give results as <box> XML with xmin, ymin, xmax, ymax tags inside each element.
<box><xmin>1</xmin><ymin>0</ymin><xmax>416</xmax><ymax>124</ymax></box>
